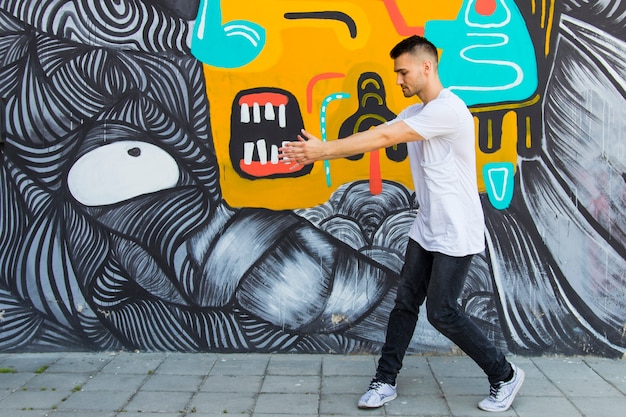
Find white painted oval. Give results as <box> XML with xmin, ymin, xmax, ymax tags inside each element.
<box><xmin>68</xmin><ymin>141</ymin><xmax>179</xmax><ymax>206</ymax></box>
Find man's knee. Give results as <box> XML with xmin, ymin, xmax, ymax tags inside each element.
<box><xmin>426</xmin><ymin>302</ymin><xmax>459</xmax><ymax>331</ymax></box>
<box><xmin>393</xmin><ymin>296</ymin><xmax>420</xmax><ymax>317</ymax></box>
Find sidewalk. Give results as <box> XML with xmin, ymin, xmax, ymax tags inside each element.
<box><xmin>0</xmin><ymin>352</ymin><xmax>624</xmax><ymax>417</ymax></box>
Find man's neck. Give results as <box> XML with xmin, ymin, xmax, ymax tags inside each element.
<box><xmin>419</xmin><ymin>83</ymin><xmax>444</xmax><ymax>105</ymax></box>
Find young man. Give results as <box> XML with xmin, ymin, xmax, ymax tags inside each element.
<box><xmin>280</xmin><ymin>35</ymin><xmax>524</xmax><ymax>412</ymax></box>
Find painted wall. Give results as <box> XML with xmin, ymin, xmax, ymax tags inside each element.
<box><xmin>0</xmin><ymin>0</ymin><xmax>624</xmax><ymax>356</ymax></box>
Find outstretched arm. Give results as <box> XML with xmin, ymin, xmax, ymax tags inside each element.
<box><xmin>280</xmin><ymin>120</ymin><xmax>423</xmax><ymax>166</ymax></box>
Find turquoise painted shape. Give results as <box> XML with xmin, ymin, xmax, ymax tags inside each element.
<box><xmin>192</xmin><ymin>0</ymin><xmax>266</xmax><ymax>68</ymax></box>
<box><xmin>483</xmin><ymin>162</ymin><xmax>515</xmax><ymax>210</ymax></box>
<box><xmin>425</xmin><ymin>0</ymin><xmax>537</xmax><ymax>105</ymax></box>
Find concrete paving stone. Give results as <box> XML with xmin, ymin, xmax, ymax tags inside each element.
<box><xmin>140</xmin><ymin>373</ymin><xmax>204</xmax><ymax>392</ymax></box>
<box><xmin>320</xmin><ymin>410</ymin><xmax>382</xmax><ymax>417</ymax></box>
<box><xmin>80</xmin><ymin>372</ymin><xmax>147</xmax><ymax>391</ymax></box>
<box><xmin>255</xmin><ymin>415</ymin><xmax>317</xmax><ymax>417</ymax></box>
<box><xmin>427</xmin><ymin>356</ymin><xmax>484</xmax><ymax>379</ymax></box>
<box><xmin>53</xmin><ymin>389</ymin><xmax>132</xmax><ymax>412</ymax></box>
<box><xmin>321</xmin><ymin>375</ymin><xmax>370</xmax><ymax>395</ymax></box>
<box><xmin>189</xmin><ymin>391</ymin><xmax>255</xmax><ymax>414</ymax></box>
<box><xmin>0</xmin><ymin>353</ymin><xmax>62</xmax><ymax>373</ymax></box>
<box><xmin>384</xmin><ymin>393</ymin><xmax>450</xmax><ymax>416</ymax></box>
<box><xmin>113</xmin><ymin>413</ymin><xmax>184</xmax><ymax>417</ymax></box>
<box><xmin>506</xmin><ymin>360</ymin><xmax>567</xmax><ymax>398</ymax></box>
<box><xmin>49</xmin><ymin>412</ymin><xmax>117</xmax><ymax>417</ymax></box>
<box><xmin>22</xmin><ymin>372</ymin><xmax>91</xmax><ymax>392</ymax></box>
<box><xmin>0</xmin><ymin>389</ymin><xmax>10</xmax><ymax>401</ymax></box>
<box><xmin>0</xmin><ymin>387</ymin><xmax>71</xmax><ymax>410</ymax></box>
<box><xmin>209</xmin><ymin>354</ymin><xmax>270</xmax><ymax>376</ymax></box>
<box><xmin>569</xmin><ymin>395</ymin><xmax>626</xmax><ymax>417</ymax></box>
<box><xmin>0</xmin><ymin>410</ymin><xmax>51</xmax><ymax>417</ymax></box>
<box><xmin>261</xmin><ymin>374</ymin><xmax>321</xmax><ymax>393</ymax></box>
<box><xmin>512</xmin><ymin>372</ymin><xmax>562</xmax><ymax>397</ymax></box>
<box><xmin>44</xmin><ymin>353</ymin><xmax>111</xmax><ymax>374</ymax></box>
<box><xmin>0</xmin><ymin>372</ymin><xmax>36</xmax><ymax>390</ymax></box>
<box><xmin>398</xmin><ymin>355</ymin><xmax>433</xmax><ymax>378</ymax></box>
<box><xmin>180</xmin><ymin>415</ymin><xmax>246</xmax><ymax>417</ymax></box>
<box><xmin>99</xmin><ymin>352</ymin><xmax>166</xmax><ymax>374</ymax></box>
<box><xmin>511</xmin><ymin>358</ymin><xmax>540</xmax><ymax>373</ymax></box>
<box><xmin>436</xmin><ymin>376</ymin><xmax>487</xmax><ymax>398</ymax></box>
<box><xmin>254</xmin><ymin>392</ymin><xmax>319</xmax><ymax>415</ymax></box>
<box><xmin>200</xmin><ymin>374</ymin><xmax>263</xmax><ymax>393</ymax></box>
<box><xmin>326</xmin><ymin>414</ymin><xmax>395</xmax><ymax>417</ymax></box>
<box><xmin>583</xmin><ymin>357</ymin><xmax>626</xmax><ymax>394</ymax></box>
<box><xmin>156</xmin><ymin>353</ymin><xmax>217</xmax><ymax>376</ymax></box>
<box><xmin>550</xmin><ymin>373</ymin><xmax>622</xmax><ymax>397</ymax></box>
<box><xmin>319</xmin><ymin>392</ymin><xmax>384</xmax><ymax>416</ymax></box>
<box><xmin>507</xmin><ymin>355</ymin><xmax>536</xmax><ymax>365</ymax></box>
<box><xmin>123</xmin><ymin>390</ymin><xmax>194</xmax><ymax>413</ymax></box>
<box><xmin>322</xmin><ymin>355</ymin><xmax>376</xmax><ymax>376</ymax></box>
<box><xmin>268</xmin><ymin>354</ymin><xmax>323</xmax><ymax>376</ymax></box>
<box><xmin>0</xmin><ymin>351</ymin><xmax>623</xmax><ymax>417</ymax></box>
<box><xmin>532</xmin><ymin>357</ymin><xmax>597</xmax><ymax>380</ymax></box>
<box><xmin>395</xmin><ymin>375</ymin><xmax>442</xmax><ymax>396</ymax></box>
<box><xmin>445</xmin><ymin>395</ymin><xmax>517</xmax><ymax>417</ymax></box>
<box><xmin>510</xmin><ymin>360</ymin><xmax>547</xmax><ymax>377</ymax></box>
<box><xmin>512</xmin><ymin>396</ymin><xmax>583</xmax><ymax>417</ymax></box>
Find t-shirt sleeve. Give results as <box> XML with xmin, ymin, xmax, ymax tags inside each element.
<box><xmin>402</xmin><ymin>99</ymin><xmax>458</xmax><ymax>140</ymax></box>
<box><xmin>386</xmin><ymin>106</ymin><xmax>412</xmax><ymax>125</ymax></box>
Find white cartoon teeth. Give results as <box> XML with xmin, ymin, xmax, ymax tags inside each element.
<box><xmin>240</xmin><ymin>103</ymin><xmax>251</xmax><ymax>123</ymax></box>
<box><xmin>240</xmin><ymin>101</ymin><xmax>286</xmax><ymax>128</ymax></box>
<box><xmin>256</xmin><ymin>139</ymin><xmax>267</xmax><ymax>164</ymax></box>
<box><xmin>265</xmin><ymin>102</ymin><xmax>275</xmax><ymax>120</ymax></box>
<box><xmin>270</xmin><ymin>143</ymin><xmax>279</xmax><ymax>164</ymax></box>
<box><xmin>278</xmin><ymin>104</ymin><xmax>286</xmax><ymax>127</ymax></box>
<box><xmin>253</xmin><ymin>102</ymin><xmax>261</xmax><ymax>123</ymax></box>
<box><xmin>240</xmin><ymin>99</ymin><xmax>289</xmax><ymax>166</ymax></box>
<box><xmin>242</xmin><ymin>139</ymin><xmax>287</xmax><ymax>165</ymax></box>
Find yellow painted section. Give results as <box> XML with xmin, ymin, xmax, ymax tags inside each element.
<box><xmin>203</xmin><ymin>0</ymin><xmax>519</xmax><ymax>209</ymax></box>
<box><xmin>474</xmin><ymin>111</ymin><xmax>519</xmax><ymax>193</ymax></box>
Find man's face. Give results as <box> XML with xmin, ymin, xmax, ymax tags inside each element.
<box><xmin>393</xmin><ymin>52</ymin><xmax>426</xmax><ymax>98</ymax></box>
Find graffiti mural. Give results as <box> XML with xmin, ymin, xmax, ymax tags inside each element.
<box><xmin>0</xmin><ymin>0</ymin><xmax>624</xmax><ymax>357</ymax></box>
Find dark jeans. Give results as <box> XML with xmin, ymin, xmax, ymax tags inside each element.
<box><xmin>376</xmin><ymin>239</ymin><xmax>511</xmax><ymax>385</ymax></box>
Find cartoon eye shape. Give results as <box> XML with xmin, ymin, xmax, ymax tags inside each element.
<box><xmin>68</xmin><ymin>141</ymin><xmax>179</xmax><ymax>206</ymax></box>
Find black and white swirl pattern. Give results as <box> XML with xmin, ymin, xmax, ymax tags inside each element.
<box><xmin>0</xmin><ymin>0</ymin><xmax>193</xmax><ymax>51</ymax></box>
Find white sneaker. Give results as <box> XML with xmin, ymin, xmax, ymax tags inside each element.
<box><xmin>357</xmin><ymin>379</ymin><xmax>397</xmax><ymax>408</ymax></box>
<box><xmin>478</xmin><ymin>363</ymin><xmax>525</xmax><ymax>412</ymax></box>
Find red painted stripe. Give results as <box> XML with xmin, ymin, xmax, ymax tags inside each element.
<box><xmin>369</xmin><ymin>149</ymin><xmax>382</xmax><ymax>195</ymax></box>
<box><xmin>239</xmin><ymin>92</ymin><xmax>288</xmax><ymax>107</ymax></box>
<box><xmin>381</xmin><ymin>0</ymin><xmax>424</xmax><ymax>36</ymax></box>
<box><xmin>306</xmin><ymin>73</ymin><xmax>345</xmax><ymax>113</ymax></box>
<box><xmin>239</xmin><ymin>159</ymin><xmax>304</xmax><ymax>176</ymax></box>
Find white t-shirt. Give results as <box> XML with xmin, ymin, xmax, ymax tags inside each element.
<box><xmin>388</xmin><ymin>88</ymin><xmax>485</xmax><ymax>256</ymax></box>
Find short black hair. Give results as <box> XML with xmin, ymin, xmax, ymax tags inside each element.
<box><xmin>390</xmin><ymin>35</ymin><xmax>438</xmax><ymax>62</ymax></box>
